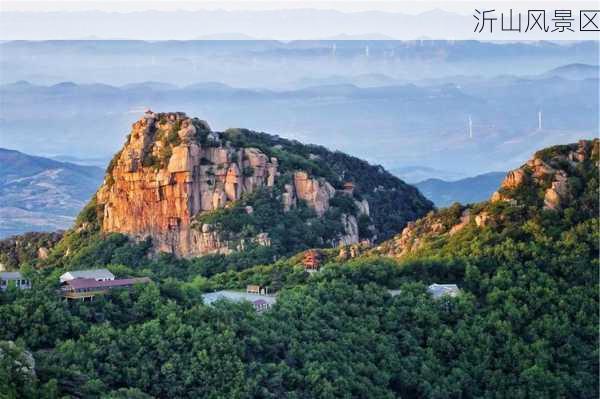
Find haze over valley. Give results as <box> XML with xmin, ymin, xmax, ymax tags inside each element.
<box><xmin>1</xmin><ymin>40</ymin><xmax>598</xmax><ymax>179</ymax></box>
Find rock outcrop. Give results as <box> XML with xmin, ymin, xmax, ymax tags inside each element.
<box><xmin>293</xmin><ymin>171</ymin><xmax>336</xmax><ymax>217</ymax></box>
<box><xmin>374</xmin><ymin>139</ymin><xmax>598</xmax><ymax>259</ymax></box>
<box><xmin>97</xmin><ymin>112</ymin><xmax>281</xmax><ymax>257</ymax></box>
<box><xmin>373</xmin><ymin>209</ymin><xmax>457</xmax><ymax>258</ymax></box>
<box><xmin>96</xmin><ymin>112</ymin><xmax>391</xmax><ymax>257</ymax></box>
<box><xmin>491</xmin><ymin>139</ymin><xmax>597</xmax><ymax>210</ymax></box>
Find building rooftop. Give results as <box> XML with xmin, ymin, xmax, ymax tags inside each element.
<box><xmin>63</xmin><ymin>277</ymin><xmax>150</xmax><ymax>290</ymax></box>
<box><xmin>60</xmin><ymin>268</ymin><xmax>115</xmax><ymax>281</ymax></box>
<box><xmin>0</xmin><ymin>271</ymin><xmax>24</xmax><ymax>280</ymax></box>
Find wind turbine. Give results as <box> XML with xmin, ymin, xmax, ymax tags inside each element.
<box><xmin>468</xmin><ymin>115</ymin><xmax>473</xmax><ymax>139</ymax></box>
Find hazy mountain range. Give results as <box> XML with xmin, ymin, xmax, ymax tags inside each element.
<box><xmin>542</xmin><ymin>63</ymin><xmax>600</xmax><ymax>80</ymax></box>
<box><xmin>389</xmin><ymin>166</ymin><xmax>466</xmax><ymax>183</ymax></box>
<box><xmin>414</xmin><ymin>172</ymin><xmax>506</xmax><ymax>208</ymax></box>
<box><xmin>0</xmin><ymin>148</ymin><xmax>104</xmax><ymax>238</ymax></box>
<box><xmin>1</xmin><ymin>40</ymin><xmax>597</xmax><ymax>87</ymax></box>
<box><xmin>1</xmin><ymin>67</ymin><xmax>596</xmax><ymax>175</ymax></box>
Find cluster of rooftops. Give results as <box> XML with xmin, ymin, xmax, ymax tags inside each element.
<box><xmin>2</xmin><ymin>268</ymin><xmax>459</xmax><ymax>306</ymax></box>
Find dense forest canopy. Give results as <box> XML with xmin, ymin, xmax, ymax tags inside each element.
<box><xmin>0</xmin><ymin>140</ymin><xmax>598</xmax><ymax>398</ymax></box>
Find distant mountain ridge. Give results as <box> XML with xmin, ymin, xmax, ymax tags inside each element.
<box><xmin>0</xmin><ymin>148</ymin><xmax>104</xmax><ymax>238</ymax></box>
<box><xmin>415</xmin><ymin>172</ymin><xmax>505</xmax><ymax>207</ymax></box>
<box><xmin>391</xmin><ymin>165</ymin><xmax>467</xmax><ymax>183</ymax></box>
<box><xmin>2</xmin><ymin>72</ymin><xmax>596</xmax><ymax>176</ymax></box>
<box><xmin>543</xmin><ymin>63</ymin><xmax>599</xmax><ymax>80</ymax></box>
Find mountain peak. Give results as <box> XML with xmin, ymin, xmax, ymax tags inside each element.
<box><xmin>491</xmin><ymin>139</ymin><xmax>598</xmax><ymax>210</ymax></box>
<box><xmin>374</xmin><ymin>139</ymin><xmax>598</xmax><ymax>259</ymax></box>
<box><xmin>92</xmin><ymin>111</ymin><xmax>432</xmax><ymax>258</ymax></box>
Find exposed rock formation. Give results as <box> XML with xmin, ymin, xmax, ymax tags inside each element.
<box><xmin>491</xmin><ymin>139</ymin><xmax>597</xmax><ymax>210</ymax></box>
<box><xmin>502</xmin><ymin>169</ymin><xmax>526</xmax><ymax>190</ymax></box>
<box><xmin>449</xmin><ymin>210</ymin><xmax>471</xmax><ymax>235</ymax></box>
<box><xmin>374</xmin><ymin>139</ymin><xmax>598</xmax><ymax>259</ymax></box>
<box><xmin>337</xmin><ymin>214</ymin><xmax>359</xmax><ymax>247</ymax></box>
<box><xmin>543</xmin><ymin>170</ymin><xmax>570</xmax><ymax>210</ymax></box>
<box><xmin>97</xmin><ymin>112</ymin><xmax>281</xmax><ymax>257</ymax></box>
<box><xmin>293</xmin><ymin>171</ymin><xmax>336</xmax><ymax>217</ymax></box>
<box><xmin>338</xmin><ymin>242</ymin><xmax>370</xmax><ymax>261</ymax></box>
<box><xmin>96</xmin><ymin>112</ymin><xmax>385</xmax><ymax>257</ymax></box>
<box><xmin>37</xmin><ymin>247</ymin><xmax>49</xmax><ymax>260</ymax></box>
<box><xmin>474</xmin><ymin>212</ymin><xmax>491</xmax><ymax>228</ymax></box>
<box><xmin>282</xmin><ymin>184</ymin><xmax>297</xmax><ymax>212</ymax></box>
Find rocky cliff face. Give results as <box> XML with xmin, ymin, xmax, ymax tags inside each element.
<box><xmin>490</xmin><ymin>139</ymin><xmax>597</xmax><ymax>210</ymax></box>
<box><xmin>96</xmin><ymin>112</ymin><xmax>431</xmax><ymax>258</ymax></box>
<box><xmin>375</xmin><ymin>139</ymin><xmax>599</xmax><ymax>259</ymax></box>
<box><xmin>97</xmin><ymin>112</ymin><xmax>278</xmax><ymax>256</ymax></box>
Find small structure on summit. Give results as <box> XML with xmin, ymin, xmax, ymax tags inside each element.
<box><xmin>427</xmin><ymin>284</ymin><xmax>460</xmax><ymax>299</ymax></box>
<box><xmin>0</xmin><ymin>272</ymin><xmax>31</xmax><ymax>291</ymax></box>
<box><xmin>303</xmin><ymin>250</ymin><xmax>322</xmax><ymax>271</ymax></box>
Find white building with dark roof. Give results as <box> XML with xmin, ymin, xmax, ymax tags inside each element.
<box><xmin>61</xmin><ymin>277</ymin><xmax>151</xmax><ymax>301</ymax></box>
<box><xmin>60</xmin><ymin>268</ymin><xmax>115</xmax><ymax>284</ymax></box>
<box><xmin>0</xmin><ymin>272</ymin><xmax>31</xmax><ymax>291</ymax></box>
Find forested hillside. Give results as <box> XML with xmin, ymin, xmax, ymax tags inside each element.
<box><xmin>1</xmin><ymin>140</ymin><xmax>598</xmax><ymax>398</ymax></box>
